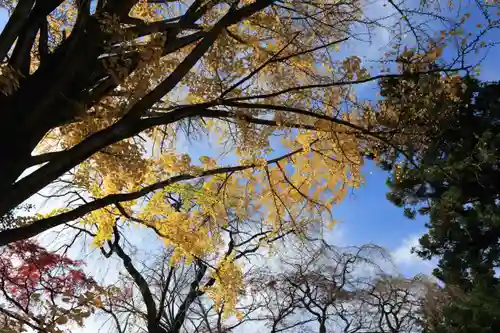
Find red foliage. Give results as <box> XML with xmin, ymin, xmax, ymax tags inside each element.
<box><xmin>0</xmin><ymin>240</ymin><xmax>95</xmax><ymax>306</ymax></box>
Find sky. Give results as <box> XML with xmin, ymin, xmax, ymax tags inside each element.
<box><xmin>1</xmin><ymin>0</ymin><xmax>500</xmax><ymax>331</ymax></box>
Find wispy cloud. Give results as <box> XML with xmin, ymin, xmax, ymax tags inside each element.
<box><xmin>324</xmin><ymin>221</ymin><xmax>349</xmax><ymax>246</ymax></box>
<box><xmin>391</xmin><ymin>234</ymin><xmax>435</xmax><ymax>276</ymax></box>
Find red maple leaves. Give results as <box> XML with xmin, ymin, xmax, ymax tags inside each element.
<box><xmin>0</xmin><ymin>240</ymin><xmax>101</xmax><ymax>332</ymax></box>
<box><xmin>0</xmin><ymin>240</ymin><xmax>95</xmax><ymax>305</ymax></box>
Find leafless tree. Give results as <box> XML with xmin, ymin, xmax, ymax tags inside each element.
<box><xmin>97</xmin><ymin>236</ymin><xmax>437</xmax><ymax>333</ymax></box>
<box><xmin>242</xmin><ymin>242</ymin><xmax>434</xmax><ymax>333</ymax></box>
<box><xmin>90</xmin><ymin>210</ymin><xmax>291</xmax><ymax>333</ymax></box>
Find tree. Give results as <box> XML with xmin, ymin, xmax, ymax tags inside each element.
<box><xmin>251</xmin><ymin>242</ymin><xmax>430</xmax><ymax>333</ymax></box>
<box><xmin>374</xmin><ymin>72</ymin><xmax>500</xmax><ymax>331</ymax></box>
<box><xmin>0</xmin><ymin>239</ymin><xmax>103</xmax><ymax>333</ymax></box>
<box><xmin>97</xmin><ymin>235</ymin><xmax>434</xmax><ymax>333</ymax></box>
<box><xmin>0</xmin><ymin>1</ymin><xmax>490</xmax><ymax>331</ymax></box>
<box><xmin>91</xmin><ymin>215</ymin><xmax>292</xmax><ymax>333</ymax></box>
<box><xmin>0</xmin><ymin>0</ymin><xmax>472</xmax><ymax>243</ymax></box>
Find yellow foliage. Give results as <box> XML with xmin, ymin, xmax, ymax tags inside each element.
<box><xmin>5</xmin><ymin>0</ymin><xmax>468</xmax><ymax>322</ymax></box>
<box><xmin>85</xmin><ymin>208</ymin><xmax>117</xmax><ymax>247</ymax></box>
<box><xmin>202</xmin><ymin>253</ymin><xmax>245</xmax><ymax>318</ymax></box>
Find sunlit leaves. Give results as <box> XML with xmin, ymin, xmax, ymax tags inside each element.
<box><xmin>1</xmin><ymin>0</ymin><xmax>486</xmax><ymax>322</ymax></box>
<box><xmin>202</xmin><ymin>252</ymin><xmax>245</xmax><ymax>319</ymax></box>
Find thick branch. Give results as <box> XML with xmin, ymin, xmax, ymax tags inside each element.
<box><xmin>28</xmin><ymin>151</ymin><xmax>64</xmax><ymax>167</ymax></box>
<box><xmin>0</xmin><ymin>105</ymin><xmax>208</xmax><ymax>217</ymax></box>
<box><xmin>0</xmin><ymin>148</ymin><xmax>301</xmax><ymax>246</ymax></box>
<box><xmin>0</xmin><ymin>0</ymin><xmax>277</xmax><ymax>217</ymax></box>
<box><xmin>0</xmin><ymin>0</ymin><xmax>35</xmax><ymax>61</ymax></box>
<box><xmin>109</xmin><ymin>227</ymin><xmax>162</xmax><ymax>333</ymax></box>
<box><xmin>38</xmin><ymin>18</ymin><xmax>49</xmax><ymax>63</ymax></box>
<box><xmin>124</xmin><ymin>0</ymin><xmax>275</xmax><ymax>120</ymax></box>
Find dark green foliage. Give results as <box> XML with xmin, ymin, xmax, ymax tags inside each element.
<box><xmin>424</xmin><ymin>284</ymin><xmax>500</xmax><ymax>333</ymax></box>
<box><xmin>377</xmin><ymin>74</ymin><xmax>500</xmax><ymax>332</ymax></box>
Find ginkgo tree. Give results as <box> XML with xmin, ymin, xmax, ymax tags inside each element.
<box><xmin>0</xmin><ymin>0</ymin><xmax>374</xmax><ymax>239</ymax></box>
<box><xmin>0</xmin><ymin>0</ymin><xmax>489</xmax><ymax>327</ymax></box>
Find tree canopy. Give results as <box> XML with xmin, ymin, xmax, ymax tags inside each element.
<box><xmin>0</xmin><ymin>0</ymin><xmax>498</xmax><ymax>332</ymax></box>
<box><xmin>378</xmin><ymin>72</ymin><xmax>500</xmax><ymax>331</ymax></box>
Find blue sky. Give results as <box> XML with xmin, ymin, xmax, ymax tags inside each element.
<box><xmin>328</xmin><ymin>162</ymin><xmax>431</xmax><ymax>275</ymax></box>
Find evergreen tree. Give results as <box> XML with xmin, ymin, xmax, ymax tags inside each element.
<box><xmin>375</xmin><ymin>74</ymin><xmax>500</xmax><ymax>332</ymax></box>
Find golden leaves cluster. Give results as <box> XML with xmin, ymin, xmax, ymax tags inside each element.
<box><xmin>201</xmin><ymin>253</ymin><xmax>245</xmax><ymax>319</ymax></box>
<box><xmin>28</xmin><ymin>0</ymin><xmax>374</xmax><ymax>319</ymax></box>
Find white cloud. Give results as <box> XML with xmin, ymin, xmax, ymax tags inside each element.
<box><xmin>391</xmin><ymin>234</ymin><xmax>435</xmax><ymax>276</ymax></box>
<box><xmin>324</xmin><ymin>221</ymin><xmax>348</xmax><ymax>246</ymax></box>
<box><xmin>392</xmin><ymin>235</ymin><xmax>421</xmax><ymax>266</ymax></box>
